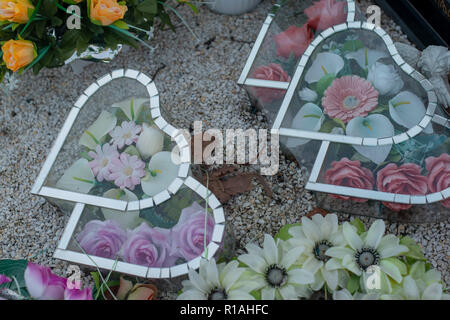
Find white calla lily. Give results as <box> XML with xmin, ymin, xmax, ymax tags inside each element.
<box><xmin>101</xmin><ymin>188</ymin><xmax>144</xmax><ymax>229</ymax></box>
<box><xmin>112</xmin><ymin>97</ymin><xmax>148</xmax><ymax>121</ymax></box>
<box><xmin>298</xmin><ymin>87</ymin><xmax>318</xmax><ymax>102</ymax></box>
<box><xmin>305</xmin><ymin>52</ymin><xmax>344</xmax><ymax>84</ymax></box>
<box><xmin>136</xmin><ymin>124</ymin><xmax>164</xmax><ymax>159</ymax></box>
<box><xmin>56</xmin><ymin>159</ymin><xmax>95</xmax><ymax>193</ymax></box>
<box><xmin>79</xmin><ymin>111</ymin><xmax>117</xmax><ymax>150</ymax></box>
<box><xmin>346</xmin><ymin>114</ymin><xmax>394</xmax><ymax>164</ymax></box>
<box><xmin>389</xmin><ymin>91</ymin><xmax>433</xmax><ymax>134</ymax></box>
<box><xmin>346</xmin><ymin>48</ymin><xmax>388</xmax><ymax>69</ymax></box>
<box><xmin>141</xmin><ymin>151</ymin><xmax>179</xmax><ymax>196</ymax></box>
<box><xmin>286</xmin><ymin>103</ymin><xmax>324</xmax><ymax>148</ymax></box>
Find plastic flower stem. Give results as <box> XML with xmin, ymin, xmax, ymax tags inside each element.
<box><xmin>158</xmin><ymin>1</ymin><xmax>200</xmax><ymax>42</ymax></box>
<box><xmin>203</xmin><ymin>169</ymin><xmax>210</xmax><ymax>259</ymax></box>
<box><xmin>19</xmin><ymin>0</ymin><xmax>42</xmax><ymax>36</ymax></box>
<box><xmin>73</xmin><ymin>238</ymin><xmax>118</xmax><ymax>300</ymax></box>
<box><xmin>98</xmin><ymin>258</ymin><xmax>119</xmax><ymax>300</ymax></box>
<box><xmin>11</xmin><ymin>276</ymin><xmax>22</xmax><ymax>297</ymax></box>
<box><xmin>24</xmin><ymin>45</ymin><xmax>51</xmax><ymax>72</ymax></box>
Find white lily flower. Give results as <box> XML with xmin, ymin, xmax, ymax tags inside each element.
<box><xmin>381</xmin><ymin>276</ymin><xmax>450</xmax><ymax>300</ymax></box>
<box><xmin>79</xmin><ymin>111</ymin><xmax>117</xmax><ymax>150</ymax></box>
<box><xmin>136</xmin><ymin>124</ymin><xmax>164</xmax><ymax>160</ymax></box>
<box><xmin>389</xmin><ymin>91</ymin><xmax>433</xmax><ymax>134</ymax></box>
<box><xmin>141</xmin><ymin>151</ymin><xmax>179</xmax><ymax>196</ymax></box>
<box><xmin>346</xmin><ymin>114</ymin><xmax>394</xmax><ymax>164</ymax></box>
<box><xmin>286</xmin><ymin>103</ymin><xmax>324</xmax><ymax>148</ymax></box>
<box><xmin>333</xmin><ymin>288</ymin><xmax>379</xmax><ymax>300</ymax></box>
<box><xmin>238</xmin><ymin>234</ymin><xmax>314</xmax><ymax>300</ymax></box>
<box><xmin>298</xmin><ymin>87</ymin><xmax>318</xmax><ymax>102</ymax></box>
<box><xmin>305</xmin><ymin>52</ymin><xmax>344</xmax><ymax>84</ymax></box>
<box><xmin>346</xmin><ymin>48</ymin><xmax>388</xmax><ymax>69</ymax></box>
<box><xmin>177</xmin><ymin>259</ymin><xmax>257</xmax><ymax>300</ymax></box>
<box><xmin>325</xmin><ymin>220</ymin><xmax>409</xmax><ymax>293</ymax></box>
<box><xmin>367</xmin><ymin>62</ymin><xmax>404</xmax><ymax>96</ymax></box>
<box><xmin>112</xmin><ymin>97</ymin><xmax>148</xmax><ymax>121</ymax></box>
<box><xmin>287</xmin><ymin>214</ymin><xmax>348</xmax><ymax>291</ymax></box>
<box><xmin>56</xmin><ymin>159</ymin><xmax>95</xmax><ymax>193</ymax></box>
<box><xmin>101</xmin><ymin>188</ymin><xmax>144</xmax><ymax>229</ymax></box>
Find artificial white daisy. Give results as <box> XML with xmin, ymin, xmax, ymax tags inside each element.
<box><xmin>333</xmin><ymin>288</ymin><xmax>379</xmax><ymax>300</ymax></box>
<box><xmin>177</xmin><ymin>259</ymin><xmax>256</xmax><ymax>300</ymax></box>
<box><xmin>238</xmin><ymin>234</ymin><xmax>314</xmax><ymax>300</ymax></box>
<box><xmin>325</xmin><ymin>220</ymin><xmax>408</xmax><ymax>292</ymax></box>
<box><xmin>287</xmin><ymin>214</ymin><xmax>348</xmax><ymax>291</ymax></box>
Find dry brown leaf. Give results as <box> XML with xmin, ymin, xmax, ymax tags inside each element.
<box><xmin>306</xmin><ymin>207</ymin><xmax>330</xmax><ymax>218</ymax></box>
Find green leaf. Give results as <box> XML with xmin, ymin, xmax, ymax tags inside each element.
<box><xmin>384</xmin><ymin>257</ymin><xmax>408</xmax><ymax>275</ymax></box>
<box><xmin>346</xmin><ymin>274</ymin><xmax>360</xmax><ymax>294</ymax></box>
<box><xmin>113</xmin><ymin>20</ymin><xmax>129</xmax><ymax>30</ymax></box>
<box><xmin>400</xmin><ymin>236</ymin><xmax>426</xmax><ymax>261</ymax></box>
<box><xmin>274</xmin><ymin>223</ymin><xmax>301</xmax><ymax>241</ymax></box>
<box><xmin>0</xmin><ymin>259</ymin><xmax>28</xmax><ymax>291</ymax></box>
<box><xmin>124</xmin><ymin>145</ymin><xmax>140</xmax><ymax>157</ymax></box>
<box><xmin>316</xmin><ymin>73</ymin><xmax>335</xmax><ymax>96</ymax></box>
<box><xmin>137</xmin><ymin>0</ymin><xmax>158</xmax><ymax>14</ymax></box>
<box><xmin>343</xmin><ymin>39</ymin><xmax>364</xmax><ymax>52</ymax></box>
<box><xmin>11</xmin><ymin>23</ymin><xmax>20</xmax><ymax>31</ymax></box>
<box><xmin>185</xmin><ymin>2</ymin><xmax>198</xmax><ymax>14</ymax></box>
<box><xmin>332</xmin><ymin>118</ymin><xmax>346</xmax><ymax>130</ymax></box>
<box><xmin>350</xmin><ymin>218</ymin><xmax>365</xmax><ymax>234</ymax></box>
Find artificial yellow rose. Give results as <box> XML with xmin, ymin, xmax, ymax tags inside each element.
<box><xmin>0</xmin><ymin>0</ymin><xmax>34</xmax><ymax>24</ymax></box>
<box><xmin>1</xmin><ymin>39</ymin><xmax>36</xmax><ymax>72</ymax></box>
<box><xmin>89</xmin><ymin>0</ymin><xmax>127</xmax><ymax>26</ymax></box>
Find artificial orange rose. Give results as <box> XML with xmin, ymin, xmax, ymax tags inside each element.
<box><xmin>0</xmin><ymin>0</ymin><xmax>34</xmax><ymax>24</ymax></box>
<box><xmin>1</xmin><ymin>39</ymin><xmax>36</xmax><ymax>72</ymax></box>
<box><xmin>115</xmin><ymin>277</ymin><xmax>158</xmax><ymax>300</ymax></box>
<box><xmin>89</xmin><ymin>0</ymin><xmax>127</xmax><ymax>26</ymax></box>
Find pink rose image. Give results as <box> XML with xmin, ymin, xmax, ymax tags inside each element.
<box><xmin>0</xmin><ymin>274</ymin><xmax>11</xmax><ymax>285</ymax></box>
<box><xmin>425</xmin><ymin>153</ymin><xmax>450</xmax><ymax>208</ymax></box>
<box><xmin>250</xmin><ymin>63</ymin><xmax>291</xmax><ymax>104</ymax></box>
<box><xmin>377</xmin><ymin>163</ymin><xmax>428</xmax><ymax>211</ymax></box>
<box><xmin>305</xmin><ymin>0</ymin><xmax>347</xmax><ymax>31</ymax></box>
<box><xmin>88</xmin><ymin>143</ymin><xmax>119</xmax><ymax>182</ymax></box>
<box><xmin>171</xmin><ymin>202</ymin><xmax>215</xmax><ymax>261</ymax></box>
<box><xmin>274</xmin><ymin>24</ymin><xmax>314</xmax><ymax>59</ymax></box>
<box><xmin>109</xmin><ymin>153</ymin><xmax>146</xmax><ymax>190</ymax></box>
<box><xmin>322</xmin><ymin>76</ymin><xmax>379</xmax><ymax>123</ymax></box>
<box><xmin>77</xmin><ymin>220</ymin><xmax>127</xmax><ymax>259</ymax></box>
<box><xmin>24</xmin><ymin>262</ymin><xmax>67</xmax><ymax>300</ymax></box>
<box><xmin>121</xmin><ymin>223</ymin><xmax>177</xmax><ymax>268</ymax></box>
<box><xmin>324</xmin><ymin>157</ymin><xmax>374</xmax><ymax>202</ymax></box>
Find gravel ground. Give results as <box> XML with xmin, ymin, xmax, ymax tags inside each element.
<box><xmin>0</xmin><ymin>0</ymin><xmax>448</xmax><ymax>299</ymax></box>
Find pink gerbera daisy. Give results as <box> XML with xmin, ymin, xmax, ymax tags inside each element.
<box><xmin>109</xmin><ymin>121</ymin><xmax>141</xmax><ymax>149</ymax></box>
<box><xmin>88</xmin><ymin>143</ymin><xmax>119</xmax><ymax>182</ymax></box>
<box><xmin>109</xmin><ymin>153</ymin><xmax>146</xmax><ymax>190</ymax></box>
<box><xmin>322</xmin><ymin>76</ymin><xmax>379</xmax><ymax>123</ymax></box>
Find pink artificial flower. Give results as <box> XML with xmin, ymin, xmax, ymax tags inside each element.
<box><xmin>109</xmin><ymin>153</ymin><xmax>146</xmax><ymax>190</ymax></box>
<box><xmin>324</xmin><ymin>157</ymin><xmax>374</xmax><ymax>202</ymax></box>
<box><xmin>77</xmin><ymin>220</ymin><xmax>127</xmax><ymax>259</ymax></box>
<box><xmin>305</xmin><ymin>0</ymin><xmax>347</xmax><ymax>31</ymax></box>
<box><xmin>274</xmin><ymin>24</ymin><xmax>314</xmax><ymax>59</ymax></box>
<box><xmin>322</xmin><ymin>76</ymin><xmax>379</xmax><ymax>123</ymax></box>
<box><xmin>0</xmin><ymin>274</ymin><xmax>11</xmax><ymax>285</ymax></box>
<box><xmin>425</xmin><ymin>153</ymin><xmax>450</xmax><ymax>208</ymax></box>
<box><xmin>171</xmin><ymin>202</ymin><xmax>215</xmax><ymax>261</ymax></box>
<box><xmin>109</xmin><ymin>121</ymin><xmax>142</xmax><ymax>149</ymax></box>
<box><xmin>250</xmin><ymin>63</ymin><xmax>291</xmax><ymax>104</ymax></box>
<box><xmin>88</xmin><ymin>143</ymin><xmax>119</xmax><ymax>182</ymax></box>
<box><xmin>24</xmin><ymin>262</ymin><xmax>67</xmax><ymax>300</ymax></box>
<box><xmin>377</xmin><ymin>163</ymin><xmax>428</xmax><ymax>212</ymax></box>
<box><xmin>64</xmin><ymin>287</ymin><xmax>93</xmax><ymax>300</ymax></box>
<box><xmin>121</xmin><ymin>223</ymin><xmax>176</xmax><ymax>268</ymax></box>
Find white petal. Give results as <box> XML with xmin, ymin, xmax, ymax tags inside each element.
<box><xmin>286</xmin><ymin>103</ymin><xmax>324</xmax><ymax>147</ymax></box>
<box><xmin>321</xmin><ymin>268</ymin><xmax>339</xmax><ymax>291</ymax></box>
<box><xmin>245</xmin><ymin>243</ymin><xmax>263</xmax><ymax>257</ymax></box>
<box><xmin>422</xmin><ymin>283</ymin><xmax>443</xmax><ymax>300</ymax></box>
<box><xmin>325</xmin><ymin>258</ymin><xmax>343</xmax><ymax>271</ymax></box>
<box><xmin>298</xmin><ymin>87</ymin><xmax>318</xmax><ymax>102</ymax></box>
<box><xmin>402</xmin><ymin>276</ymin><xmax>420</xmax><ymax>300</ymax></box>
<box><xmin>263</xmin><ymin>235</ymin><xmax>279</xmax><ymax>265</ymax></box>
<box><xmin>227</xmin><ymin>290</ymin><xmax>255</xmax><ymax>300</ymax></box>
<box><xmin>333</xmin><ymin>289</ymin><xmax>353</xmax><ymax>300</ymax></box>
<box><xmin>206</xmin><ymin>259</ymin><xmax>220</xmax><ymax>286</ymax></box>
<box><xmin>346</xmin><ymin>115</ymin><xmax>394</xmax><ymax>164</ymax></box>
<box><xmin>288</xmin><ymin>269</ymin><xmax>314</xmax><ymax>285</ymax></box>
<box><xmin>389</xmin><ymin>91</ymin><xmax>433</xmax><ymax>133</ymax></box>
<box><xmin>380</xmin><ymin>259</ymin><xmax>402</xmax><ymax>283</ymax></box>
<box><xmin>295</xmin><ymin>285</ymin><xmax>313</xmax><ymax>298</ymax></box>
<box><xmin>261</xmin><ymin>287</ymin><xmax>275</xmax><ymax>300</ymax></box>
<box><xmin>279</xmin><ymin>285</ymin><xmax>298</xmax><ymax>300</ymax></box>
<box><xmin>188</xmin><ymin>269</ymin><xmax>209</xmax><ymax>293</ymax></box>
<box><xmin>343</xmin><ymin>222</ymin><xmax>363</xmax><ymax>251</ymax></box>
<box><xmin>177</xmin><ymin>289</ymin><xmax>206</xmax><ymax>300</ymax></box>
<box><xmin>365</xmin><ymin>220</ymin><xmax>385</xmax><ymax>249</ymax></box>
<box><xmin>136</xmin><ymin>124</ymin><xmax>164</xmax><ymax>160</ymax></box>
<box><xmin>305</xmin><ymin>52</ymin><xmax>344</xmax><ymax>84</ymax></box>
<box><xmin>280</xmin><ymin>246</ymin><xmax>304</xmax><ymax>269</ymax></box>
<box><xmin>79</xmin><ymin>111</ymin><xmax>117</xmax><ymax>149</ymax></box>
<box><xmin>141</xmin><ymin>152</ymin><xmax>179</xmax><ymax>196</ymax></box>
<box><xmin>379</xmin><ymin>244</ymin><xmax>408</xmax><ymax>258</ymax></box>
<box><xmin>342</xmin><ymin>254</ymin><xmax>362</xmax><ymax>276</ymax></box>
<box><xmin>302</xmin><ymin>256</ymin><xmax>323</xmax><ymax>274</ymax></box>
<box><xmin>238</xmin><ymin>254</ymin><xmax>267</xmax><ymax>274</ymax></box>
<box><xmin>56</xmin><ymin>159</ymin><xmax>95</xmax><ymax>193</ymax></box>
<box><xmin>300</xmin><ymin>216</ymin><xmax>321</xmax><ymax>243</ymax></box>
<box><xmin>325</xmin><ymin>247</ymin><xmax>354</xmax><ymax>259</ymax></box>
<box><xmin>101</xmin><ymin>188</ymin><xmax>143</xmax><ymax>229</ymax></box>
<box><xmin>346</xmin><ymin>48</ymin><xmax>388</xmax><ymax>69</ymax></box>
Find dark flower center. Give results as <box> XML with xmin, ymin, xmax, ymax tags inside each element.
<box><xmin>265</xmin><ymin>264</ymin><xmax>288</xmax><ymax>288</ymax></box>
<box><xmin>314</xmin><ymin>240</ymin><xmax>333</xmax><ymax>262</ymax></box>
<box><xmin>208</xmin><ymin>288</ymin><xmax>227</xmax><ymax>300</ymax></box>
<box><xmin>355</xmin><ymin>248</ymin><xmax>380</xmax><ymax>270</ymax></box>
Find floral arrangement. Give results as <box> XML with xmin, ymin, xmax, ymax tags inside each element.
<box><xmin>0</xmin><ymin>0</ymin><xmax>197</xmax><ymax>81</ymax></box>
<box><xmin>178</xmin><ymin>214</ymin><xmax>449</xmax><ymax>300</ymax></box>
<box><xmin>76</xmin><ymin>202</ymin><xmax>215</xmax><ymax>268</ymax></box>
<box><xmin>249</xmin><ymin>0</ymin><xmax>347</xmax><ymax>104</ymax></box>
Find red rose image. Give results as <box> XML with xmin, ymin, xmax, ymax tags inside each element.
<box><xmin>324</xmin><ymin>157</ymin><xmax>374</xmax><ymax>202</ymax></box>
<box><xmin>274</xmin><ymin>24</ymin><xmax>314</xmax><ymax>59</ymax></box>
<box><xmin>249</xmin><ymin>63</ymin><xmax>291</xmax><ymax>104</ymax></box>
<box><xmin>425</xmin><ymin>153</ymin><xmax>450</xmax><ymax>208</ymax></box>
<box><xmin>305</xmin><ymin>0</ymin><xmax>347</xmax><ymax>31</ymax></box>
<box><xmin>376</xmin><ymin>163</ymin><xmax>428</xmax><ymax>212</ymax></box>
